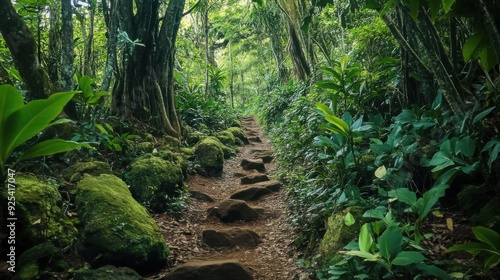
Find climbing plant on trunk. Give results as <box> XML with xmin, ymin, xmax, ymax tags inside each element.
<box><xmin>109</xmin><ymin>0</ymin><xmax>185</xmax><ymax>137</ymax></box>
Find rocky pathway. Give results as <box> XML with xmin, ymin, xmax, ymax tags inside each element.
<box><xmin>148</xmin><ymin>117</ymin><xmax>304</xmax><ymax>279</ymax></box>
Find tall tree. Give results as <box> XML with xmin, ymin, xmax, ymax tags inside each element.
<box><xmin>109</xmin><ymin>0</ymin><xmax>185</xmax><ymax>137</ymax></box>
<box><xmin>0</xmin><ymin>0</ymin><xmax>52</xmax><ymax>99</ymax></box>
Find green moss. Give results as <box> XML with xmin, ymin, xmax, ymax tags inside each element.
<box><xmin>124</xmin><ymin>154</ymin><xmax>184</xmax><ymax>212</ymax></box>
<box><xmin>8</xmin><ymin>175</ymin><xmax>77</xmax><ymax>250</ymax></box>
<box><xmin>17</xmin><ymin>242</ymin><xmax>68</xmax><ymax>280</ymax></box>
<box><xmin>227</xmin><ymin>127</ymin><xmax>249</xmax><ymax>145</ymax></box>
<box><xmin>317</xmin><ymin>207</ymin><xmax>363</xmax><ymax>265</ymax></box>
<box><xmin>76</xmin><ymin>174</ymin><xmax>169</xmax><ymax>269</ymax></box>
<box><xmin>180</xmin><ymin>147</ymin><xmax>195</xmax><ymax>157</ymax></box>
<box><xmin>216</xmin><ymin>131</ymin><xmax>236</xmax><ymax>147</ymax></box>
<box><xmin>143</xmin><ymin>133</ymin><xmax>154</xmax><ymax>141</ymax></box>
<box><xmin>162</xmin><ymin>135</ymin><xmax>180</xmax><ymax>150</ymax></box>
<box><xmin>194</xmin><ymin>137</ymin><xmax>225</xmax><ymax>176</ymax></box>
<box><xmin>136</xmin><ymin>142</ymin><xmax>154</xmax><ymax>153</ymax></box>
<box><xmin>62</xmin><ymin>161</ymin><xmax>112</xmax><ymax>183</ymax></box>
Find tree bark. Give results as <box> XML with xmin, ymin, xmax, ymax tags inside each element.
<box><xmin>60</xmin><ymin>0</ymin><xmax>74</xmax><ymax>91</ymax></box>
<box><xmin>110</xmin><ymin>0</ymin><xmax>184</xmax><ymax>137</ymax></box>
<box><xmin>0</xmin><ymin>0</ymin><xmax>51</xmax><ymax>99</ymax></box>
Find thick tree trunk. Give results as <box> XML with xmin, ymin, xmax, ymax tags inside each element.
<box><xmin>101</xmin><ymin>0</ymin><xmax>118</xmax><ymax>91</ymax></box>
<box><xmin>0</xmin><ymin>0</ymin><xmax>51</xmax><ymax>99</ymax></box>
<box><xmin>61</xmin><ymin>0</ymin><xmax>74</xmax><ymax>91</ymax></box>
<box><xmin>110</xmin><ymin>0</ymin><xmax>184</xmax><ymax>137</ymax></box>
<box><xmin>47</xmin><ymin>3</ymin><xmax>61</xmax><ymax>82</ymax></box>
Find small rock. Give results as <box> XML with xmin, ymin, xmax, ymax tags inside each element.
<box><xmin>162</xmin><ymin>260</ymin><xmax>253</xmax><ymax>280</ymax></box>
<box><xmin>189</xmin><ymin>190</ymin><xmax>215</xmax><ymax>202</ymax></box>
<box><xmin>248</xmin><ymin>136</ymin><xmax>262</xmax><ymax>142</ymax></box>
<box><xmin>240</xmin><ymin>174</ymin><xmax>269</xmax><ymax>185</ymax></box>
<box><xmin>74</xmin><ymin>265</ymin><xmax>141</xmax><ymax>280</ymax></box>
<box><xmin>241</xmin><ymin>158</ymin><xmax>265</xmax><ymax>173</ymax></box>
<box><xmin>208</xmin><ymin>199</ymin><xmax>259</xmax><ymax>222</ymax></box>
<box><xmin>250</xmin><ymin>149</ymin><xmax>274</xmax><ymax>163</ymax></box>
<box><xmin>202</xmin><ymin>228</ymin><xmax>261</xmax><ymax>248</ymax></box>
<box><xmin>252</xmin><ymin>180</ymin><xmax>282</xmax><ymax>192</ymax></box>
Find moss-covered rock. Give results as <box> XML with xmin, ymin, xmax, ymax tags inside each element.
<box><xmin>143</xmin><ymin>133</ymin><xmax>154</xmax><ymax>141</ymax></box>
<box><xmin>194</xmin><ymin>137</ymin><xmax>225</xmax><ymax>176</ymax></box>
<box><xmin>162</xmin><ymin>135</ymin><xmax>181</xmax><ymax>150</ymax></box>
<box><xmin>62</xmin><ymin>161</ymin><xmax>112</xmax><ymax>183</ymax></box>
<box><xmin>317</xmin><ymin>207</ymin><xmax>363</xmax><ymax>264</ymax></box>
<box><xmin>76</xmin><ymin>174</ymin><xmax>169</xmax><ymax>269</ymax></box>
<box><xmin>227</xmin><ymin>127</ymin><xmax>249</xmax><ymax>145</ymax></box>
<box><xmin>470</xmin><ymin>196</ymin><xmax>500</xmax><ymax>232</ymax></box>
<box><xmin>136</xmin><ymin>142</ymin><xmax>155</xmax><ymax>153</ymax></box>
<box><xmin>216</xmin><ymin>131</ymin><xmax>236</xmax><ymax>147</ymax></box>
<box><xmin>16</xmin><ymin>242</ymin><xmax>68</xmax><ymax>280</ymax></box>
<box><xmin>73</xmin><ymin>265</ymin><xmax>141</xmax><ymax>280</ymax></box>
<box><xmin>124</xmin><ymin>154</ymin><xmax>184</xmax><ymax>212</ymax></box>
<box><xmin>2</xmin><ymin>175</ymin><xmax>77</xmax><ymax>251</ymax></box>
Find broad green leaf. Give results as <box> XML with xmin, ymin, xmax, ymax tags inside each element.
<box><xmin>20</xmin><ymin>140</ymin><xmax>92</xmax><ymax>160</ymax></box>
<box><xmin>417</xmin><ymin>263</ymin><xmax>450</xmax><ymax>279</ymax></box>
<box><xmin>405</xmin><ymin>0</ymin><xmax>419</xmax><ymax>20</ymax></box>
<box><xmin>479</xmin><ymin>45</ymin><xmax>499</xmax><ymax>72</ymax></box>
<box><xmin>316</xmin><ymin>81</ymin><xmax>342</xmax><ymax>91</ymax></box>
<box><xmin>359</xmin><ymin>223</ymin><xmax>372</xmax><ymax>252</ymax></box>
<box><xmin>429</xmin><ymin>151</ymin><xmax>451</xmax><ymax>166</ymax></box>
<box><xmin>344</xmin><ymin>250</ymin><xmax>378</xmax><ymax>261</ymax></box>
<box><xmin>473</xmin><ymin>226</ymin><xmax>500</xmax><ymax>253</ymax></box>
<box><xmin>391</xmin><ymin>251</ymin><xmax>425</xmax><ymax>266</ymax></box>
<box><xmin>431</xmin><ymin>160</ymin><xmax>455</xmax><ymax>173</ymax></box>
<box><xmin>250</xmin><ymin>0</ymin><xmax>263</xmax><ymax>6</ymax></box>
<box><xmin>429</xmin><ymin>0</ymin><xmax>441</xmax><ymax>22</ymax></box>
<box><xmin>388</xmin><ymin>188</ymin><xmax>417</xmax><ymax>206</ymax></box>
<box><xmin>325</xmin><ymin>115</ymin><xmax>349</xmax><ymax>136</ymax></box>
<box><xmin>484</xmin><ymin>254</ymin><xmax>500</xmax><ymax>268</ymax></box>
<box><xmin>435</xmin><ymin>168</ymin><xmax>459</xmax><ymax>185</ymax></box>
<box><xmin>375</xmin><ymin>165</ymin><xmax>387</xmax><ymax>179</ymax></box>
<box><xmin>316</xmin><ymin>102</ymin><xmax>333</xmax><ymax>115</ymax></box>
<box><xmin>446</xmin><ymin>242</ymin><xmax>492</xmax><ymax>254</ymax></box>
<box><xmin>0</xmin><ymin>85</ymin><xmax>24</xmax><ymax>123</ymax></box>
<box><xmin>380</xmin><ymin>0</ymin><xmax>399</xmax><ymax>16</ymax></box>
<box><xmin>370</xmin><ymin>143</ymin><xmax>391</xmax><ymax>155</ymax></box>
<box><xmin>344</xmin><ymin>212</ymin><xmax>355</xmax><ymax>226</ymax></box>
<box><xmin>320</xmin><ymin>124</ymin><xmax>347</xmax><ymax>137</ymax></box>
<box><xmin>88</xmin><ymin>91</ymin><xmax>111</xmax><ymax>104</ymax></box>
<box><xmin>463</xmin><ymin>31</ymin><xmax>487</xmax><ymax>61</ymax></box>
<box><xmin>3</xmin><ymin>91</ymin><xmax>76</xmax><ymax>159</ymax></box>
<box><xmin>417</xmin><ymin>184</ymin><xmax>448</xmax><ymax>220</ymax></box>
<box><xmin>363</xmin><ymin>208</ymin><xmax>386</xmax><ymax>220</ymax></box>
<box><xmin>442</xmin><ymin>0</ymin><xmax>455</xmax><ymax>13</ymax></box>
<box><xmin>377</xmin><ymin>225</ymin><xmax>403</xmax><ymax>261</ymax></box>
<box><xmin>340</xmin><ymin>54</ymin><xmax>349</xmax><ymax>72</ymax></box>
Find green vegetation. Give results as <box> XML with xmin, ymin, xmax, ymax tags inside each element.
<box><xmin>2</xmin><ymin>0</ymin><xmax>500</xmax><ymax>278</ymax></box>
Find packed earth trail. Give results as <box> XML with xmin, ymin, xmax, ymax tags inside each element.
<box><xmin>148</xmin><ymin>117</ymin><xmax>306</xmax><ymax>280</ymax></box>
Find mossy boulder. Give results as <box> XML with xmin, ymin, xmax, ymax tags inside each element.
<box><xmin>162</xmin><ymin>135</ymin><xmax>181</xmax><ymax>150</ymax></box>
<box><xmin>62</xmin><ymin>161</ymin><xmax>112</xmax><ymax>183</ymax></box>
<box><xmin>16</xmin><ymin>242</ymin><xmax>68</xmax><ymax>280</ymax></box>
<box><xmin>216</xmin><ymin>131</ymin><xmax>236</xmax><ymax>147</ymax></box>
<box><xmin>136</xmin><ymin>142</ymin><xmax>155</xmax><ymax>153</ymax></box>
<box><xmin>1</xmin><ymin>175</ymin><xmax>77</xmax><ymax>251</ymax></box>
<box><xmin>73</xmin><ymin>265</ymin><xmax>141</xmax><ymax>280</ymax></box>
<box><xmin>227</xmin><ymin>127</ymin><xmax>249</xmax><ymax>145</ymax></box>
<box><xmin>317</xmin><ymin>207</ymin><xmax>363</xmax><ymax>264</ymax></box>
<box><xmin>194</xmin><ymin>137</ymin><xmax>225</xmax><ymax>176</ymax></box>
<box><xmin>124</xmin><ymin>153</ymin><xmax>184</xmax><ymax>212</ymax></box>
<box><xmin>76</xmin><ymin>174</ymin><xmax>169</xmax><ymax>269</ymax></box>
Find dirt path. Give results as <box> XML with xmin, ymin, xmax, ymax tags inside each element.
<box><xmin>147</xmin><ymin>116</ymin><xmax>304</xmax><ymax>279</ymax></box>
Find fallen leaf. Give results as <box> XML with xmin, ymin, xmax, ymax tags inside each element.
<box><xmin>446</xmin><ymin>218</ymin><xmax>454</xmax><ymax>231</ymax></box>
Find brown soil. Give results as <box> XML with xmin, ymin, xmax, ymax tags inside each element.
<box><xmin>146</xmin><ymin>116</ymin><xmax>306</xmax><ymax>280</ymax></box>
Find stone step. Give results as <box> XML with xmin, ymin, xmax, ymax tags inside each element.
<box><xmin>249</xmin><ymin>149</ymin><xmax>274</xmax><ymax>163</ymax></box>
<box><xmin>189</xmin><ymin>190</ymin><xmax>214</xmax><ymax>202</ymax></box>
<box><xmin>240</xmin><ymin>158</ymin><xmax>266</xmax><ymax>173</ymax></box>
<box><xmin>240</xmin><ymin>174</ymin><xmax>269</xmax><ymax>185</ymax></box>
<box><xmin>229</xmin><ymin>186</ymin><xmax>273</xmax><ymax>201</ymax></box>
<box><xmin>162</xmin><ymin>260</ymin><xmax>253</xmax><ymax>280</ymax></box>
<box><xmin>250</xmin><ymin>180</ymin><xmax>282</xmax><ymax>192</ymax></box>
<box><xmin>202</xmin><ymin>227</ymin><xmax>261</xmax><ymax>248</ymax></box>
<box><xmin>207</xmin><ymin>199</ymin><xmax>259</xmax><ymax>223</ymax></box>
<box><xmin>248</xmin><ymin>136</ymin><xmax>262</xmax><ymax>142</ymax></box>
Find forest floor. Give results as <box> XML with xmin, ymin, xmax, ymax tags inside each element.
<box><xmin>146</xmin><ymin>116</ymin><xmax>308</xmax><ymax>279</ymax></box>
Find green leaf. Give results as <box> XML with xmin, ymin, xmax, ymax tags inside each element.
<box><xmin>324</xmin><ymin>115</ymin><xmax>349</xmax><ymax>137</ymax></box>
<box><xmin>87</xmin><ymin>91</ymin><xmax>110</xmax><ymax>104</ymax></box>
<box><xmin>370</xmin><ymin>143</ymin><xmax>391</xmax><ymax>155</ymax></box>
<box><xmin>484</xmin><ymin>254</ymin><xmax>500</xmax><ymax>268</ymax></box>
<box><xmin>417</xmin><ymin>184</ymin><xmax>448</xmax><ymax>220</ymax></box>
<box><xmin>473</xmin><ymin>226</ymin><xmax>500</xmax><ymax>253</ymax></box>
<box><xmin>3</xmin><ymin>91</ymin><xmax>76</xmax><ymax>161</ymax></box>
<box><xmin>250</xmin><ymin>0</ymin><xmax>263</xmax><ymax>6</ymax></box>
<box><xmin>20</xmin><ymin>140</ymin><xmax>92</xmax><ymax>160</ymax></box>
<box><xmin>316</xmin><ymin>102</ymin><xmax>333</xmax><ymax>116</ymax></box>
<box><xmin>435</xmin><ymin>168</ymin><xmax>459</xmax><ymax>185</ymax></box>
<box><xmin>344</xmin><ymin>212</ymin><xmax>355</xmax><ymax>226</ymax></box>
<box><xmin>473</xmin><ymin>107</ymin><xmax>495</xmax><ymax>124</ymax></box>
<box><xmin>316</xmin><ymin>81</ymin><xmax>342</xmax><ymax>91</ymax></box>
<box><xmin>0</xmin><ymin>85</ymin><xmax>24</xmax><ymax>123</ymax></box>
<box><xmin>429</xmin><ymin>0</ymin><xmax>441</xmax><ymax>22</ymax></box>
<box><xmin>479</xmin><ymin>44</ymin><xmax>499</xmax><ymax>72</ymax></box>
<box><xmin>391</xmin><ymin>251</ymin><xmax>425</xmax><ymax>266</ymax></box>
<box><xmin>446</xmin><ymin>242</ymin><xmax>492</xmax><ymax>254</ymax></box>
<box><xmin>377</xmin><ymin>225</ymin><xmax>403</xmax><ymax>261</ymax></box>
<box><xmin>388</xmin><ymin>188</ymin><xmax>417</xmax><ymax>206</ymax></box>
<box><xmin>442</xmin><ymin>0</ymin><xmax>455</xmax><ymax>13</ymax></box>
<box><xmin>340</xmin><ymin>54</ymin><xmax>349</xmax><ymax>73</ymax></box>
<box><xmin>463</xmin><ymin>31</ymin><xmax>487</xmax><ymax>61</ymax></box>
<box><xmin>359</xmin><ymin>223</ymin><xmax>373</xmax><ymax>252</ymax></box>
<box><xmin>344</xmin><ymin>250</ymin><xmax>378</xmax><ymax>261</ymax></box>
<box><xmin>429</xmin><ymin>151</ymin><xmax>451</xmax><ymax>166</ymax></box>
<box><xmin>417</xmin><ymin>263</ymin><xmax>450</xmax><ymax>279</ymax></box>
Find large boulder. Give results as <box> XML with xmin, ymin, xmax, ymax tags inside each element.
<box><xmin>62</xmin><ymin>161</ymin><xmax>112</xmax><ymax>183</ymax></box>
<box><xmin>163</xmin><ymin>260</ymin><xmax>252</xmax><ymax>280</ymax></box>
<box><xmin>208</xmin><ymin>199</ymin><xmax>259</xmax><ymax>222</ymax></box>
<box><xmin>124</xmin><ymin>153</ymin><xmax>184</xmax><ymax>212</ymax></box>
<box><xmin>216</xmin><ymin>130</ymin><xmax>237</xmax><ymax>147</ymax></box>
<box><xmin>16</xmin><ymin>242</ymin><xmax>68</xmax><ymax>280</ymax></box>
<box><xmin>194</xmin><ymin>137</ymin><xmax>225</xmax><ymax>176</ymax></box>
<box><xmin>0</xmin><ymin>175</ymin><xmax>77</xmax><ymax>252</ymax></box>
<box><xmin>76</xmin><ymin>174</ymin><xmax>169</xmax><ymax>269</ymax></box>
<box><xmin>317</xmin><ymin>207</ymin><xmax>363</xmax><ymax>264</ymax></box>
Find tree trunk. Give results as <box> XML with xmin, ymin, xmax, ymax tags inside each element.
<box><xmin>0</xmin><ymin>0</ymin><xmax>51</xmax><ymax>99</ymax></box>
<box><xmin>110</xmin><ymin>0</ymin><xmax>184</xmax><ymax>138</ymax></box>
<box><xmin>101</xmin><ymin>0</ymin><xmax>118</xmax><ymax>91</ymax></box>
<box><xmin>47</xmin><ymin>3</ymin><xmax>61</xmax><ymax>82</ymax></box>
<box><xmin>60</xmin><ymin>0</ymin><xmax>75</xmax><ymax>91</ymax></box>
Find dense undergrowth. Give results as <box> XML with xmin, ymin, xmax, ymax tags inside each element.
<box><xmin>247</xmin><ymin>56</ymin><xmax>500</xmax><ymax>279</ymax></box>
